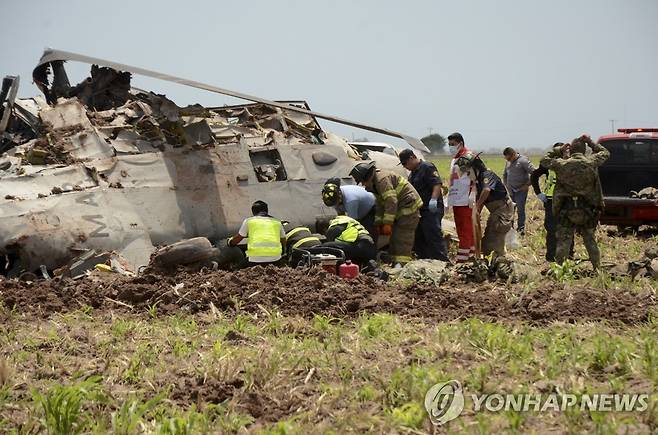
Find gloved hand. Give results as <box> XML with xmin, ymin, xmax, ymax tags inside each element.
<box><xmin>537</xmin><ymin>193</ymin><xmax>548</xmax><ymax>203</ymax></box>
<box><xmin>379</xmin><ymin>224</ymin><xmax>393</xmax><ymax>236</ymax></box>
<box><xmin>429</xmin><ymin>198</ymin><xmax>439</xmax><ymax>213</ymax></box>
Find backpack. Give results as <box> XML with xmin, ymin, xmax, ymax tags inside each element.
<box><xmin>558</xmin><ymin>159</ymin><xmax>598</xmax><ymax>197</ymax></box>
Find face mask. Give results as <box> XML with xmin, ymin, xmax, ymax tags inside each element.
<box><xmin>449</xmin><ymin>145</ymin><xmax>458</xmax><ymax>155</ymax></box>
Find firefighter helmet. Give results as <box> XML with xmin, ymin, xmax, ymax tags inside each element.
<box><xmin>349</xmin><ymin>161</ymin><xmax>376</xmax><ymax>183</ymax></box>
<box><xmin>322</xmin><ymin>183</ymin><xmax>340</xmax><ymax>206</ymax></box>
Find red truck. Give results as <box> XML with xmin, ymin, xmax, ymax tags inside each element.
<box><xmin>598</xmin><ymin>128</ymin><xmax>658</xmax><ymax>230</ymax></box>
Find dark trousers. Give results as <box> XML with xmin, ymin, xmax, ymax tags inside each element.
<box><xmin>323</xmin><ymin>239</ymin><xmax>376</xmax><ymax>265</ymax></box>
<box><xmin>414</xmin><ymin>208</ymin><xmax>449</xmax><ymax>261</ymax></box>
<box><xmin>511</xmin><ymin>189</ymin><xmax>528</xmax><ymax>232</ymax></box>
<box><xmin>545</xmin><ymin>198</ymin><xmax>574</xmax><ymax>262</ymax></box>
<box><xmin>544</xmin><ymin>199</ymin><xmax>557</xmax><ymax>261</ymax></box>
<box><xmin>358</xmin><ymin>207</ymin><xmax>376</xmax><ymax>239</ymax></box>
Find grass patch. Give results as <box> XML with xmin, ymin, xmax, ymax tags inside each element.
<box><xmin>1</xmin><ymin>311</ymin><xmax>655</xmax><ymax>433</ymax></box>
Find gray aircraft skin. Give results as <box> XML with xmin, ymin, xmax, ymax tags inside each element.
<box><xmin>0</xmin><ymin>50</ymin><xmax>428</xmax><ymax>275</ymax></box>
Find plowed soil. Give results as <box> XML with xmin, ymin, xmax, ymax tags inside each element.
<box><xmin>0</xmin><ymin>266</ymin><xmax>655</xmax><ymax>324</ymax></box>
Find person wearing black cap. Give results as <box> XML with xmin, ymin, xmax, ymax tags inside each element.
<box><xmin>399</xmin><ymin>149</ymin><xmax>449</xmax><ymax>261</ymax></box>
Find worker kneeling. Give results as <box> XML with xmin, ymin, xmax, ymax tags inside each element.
<box><xmin>285</xmin><ymin>226</ymin><xmax>321</xmax><ymax>253</ymax></box>
<box><xmin>322</xmin><ymin>215</ymin><xmax>376</xmax><ymax>266</ymax></box>
<box><xmin>227</xmin><ymin>200</ymin><xmax>286</xmax><ymax>266</ymax></box>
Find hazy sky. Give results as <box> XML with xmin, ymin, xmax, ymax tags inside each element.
<box><xmin>1</xmin><ymin>0</ymin><xmax>657</xmax><ymax>151</ymax></box>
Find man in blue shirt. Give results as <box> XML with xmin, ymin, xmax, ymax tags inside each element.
<box><xmin>399</xmin><ymin>149</ymin><xmax>449</xmax><ymax>261</ymax></box>
<box><xmin>322</xmin><ymin>178</ymin><xmax>376</xmax><ymax>236</ymax></box>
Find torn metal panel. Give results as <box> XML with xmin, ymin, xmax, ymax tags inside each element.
<box><xmin>183</xmin><ymin>119</ymin><xmax>215</xmax><ymax>146</ymax></box>
<box><xmin>34</xmin><ymin>49</ymin><xmax>429</xmax><ymax>153</ymax></box>
<box><xmin>0</xmin><ymin>190</ymin><xmax>154</xmax><ymax>272</ymax></box>
<box><xmin>0</xmin><ymin>75</ymin><xmax>20</xmax><ymax>133</ymax></box>
<box><xmin>13</xmin><ymin>98</ymin><xmax>44</xmax><ymax>132</ymax></box>
<box><xmin>65</xmin><ymin>250</ymin><xmax>113</xmax><ymax>279</ymax></box>
<box><xmin>67</xmin><ymin>130</ymin><xmax>114</xmax><ymax>160</ymax></box>
<box><xmin>110</xmin><ymin>130</ymin><xmax>141</xmax><ymax>154</ymax></box>
<box><xmin>39</xmin><ymin>98</ymin><xmax>93</xmax><ymax>130</ymax></box>
<box><xmin>0</xmin><ymin>163</ymin><xmax>98</xmax><ymax>201</ymax></box>
<box><xmin>39</xmin><ymin>98</ymin><xmax>114</xmax><ymax>160</ymax></box>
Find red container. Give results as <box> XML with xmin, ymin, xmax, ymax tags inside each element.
<box><xmin>339</xmin><ymin>261</ymin><xmax>359</xmax><ymax>279</ymax></box>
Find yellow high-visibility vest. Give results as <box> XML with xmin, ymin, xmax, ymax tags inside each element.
<box><xmin>285</xmin><ymin>227</ymin><xmax>320</xmax><ymax>251</ymax></box>
<box><xmin>328</xmin><ymin>215</ymin><xmax>370</xmax><ymax>243</ymax></box>
<box><xmin>246</xmin><ymin>216</ymin><xmax>282</xmax><ymax>259</ymax></box>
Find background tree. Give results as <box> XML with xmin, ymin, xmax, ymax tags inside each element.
<box><xmin>421</xmin><ymin>133</ymin><xmax>447</xmax><ymax>155</ymax></box>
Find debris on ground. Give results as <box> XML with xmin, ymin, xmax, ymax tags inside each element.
<box><xmin>610</xmin><ymin>244</ymin><xmax>658</xmax><ymax>280</ymax></box>
<box><xmin>391</xmin><ymin>259</ymin><xmax>449</xmax><ymax>286</ymax></box>
<box><xmin>455</xmin><ymin>255</ymin><xmax>521</xmax><ymax>283</ymax></box>
<box><xmin>149</xmin><ymin>237</ymin><xmax>218</xmax><ymax>269</ymax></box>
<box><xmin>630</xmin><ymin>187</ymin><xmax>658</xmax><ymax>199</ymax></box>
<box><xmin>53</xmin><ymin>250</ymin><xmax>135</xmax><ymax>279</ymax></box>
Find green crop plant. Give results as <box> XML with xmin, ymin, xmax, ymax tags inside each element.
<box><xmin>32</xmin><ymin>376</ymin><xmax>103</xmax><ymax>435</ymax></box>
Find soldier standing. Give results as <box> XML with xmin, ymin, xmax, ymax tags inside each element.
<box><xmin>455</xmin><ymin>153</ymin><xmax>514</xmax><ymax>257</ymax></box>
<box><xmin>540</xmin><ymin>135</ymin><xmax>610</xmax><ymax>269</ymax></box>
<box><xmin>350</xmin><ymin>161</ymin><xmax>422</xmax><ymax>267</ymax></box>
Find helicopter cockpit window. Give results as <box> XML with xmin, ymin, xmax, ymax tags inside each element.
<box><xmin>250</xmin><ymin>149</ymin><xmax>287</xmax><ymax>182</ymax></box>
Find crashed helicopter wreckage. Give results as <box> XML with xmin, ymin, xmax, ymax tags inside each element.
<box><xmin>0</xmin><ymin>49</ymin><xmax>432</xmax><ymax>277</ymax></box>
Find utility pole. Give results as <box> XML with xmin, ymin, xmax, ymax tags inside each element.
<box><xmin>609</xmin><ymin>119</ymin><xmax>618</xmax><ymax>134</ymax></box>
<box><xmin>427</xmin><ymin>127</ymin><xmax>433</xmax><ymax>136</ymax></box>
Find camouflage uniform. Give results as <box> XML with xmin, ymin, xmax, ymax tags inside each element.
<box><xmin>371</xmin><ymin>169</ymin><xmax>422</xmax><ymax>264</ymax></box>
<box><xmin>540</xmin><ymin>141</ymin><xmax>610</xmax><ymax>268</ymax></box>
<box><xmin>475</xmin><ymin>169</ymin><xmax>514</xmax><ymax>257</ymax></box>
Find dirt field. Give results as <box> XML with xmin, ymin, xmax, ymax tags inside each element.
<box><xmin>1</xmin><ymin>267</ymin><xmax>655</xmax><ymax>325</ymax></box>
<box><xmin>1</xmin><ymin>165</ymin><xmax>657</xmax><ymax>433</ymax></box>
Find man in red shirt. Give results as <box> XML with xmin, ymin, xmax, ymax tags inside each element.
<box><xmin>447</xmin><ymin>132</ymin><xmax>476</xmax><ymax>263</ymax></box>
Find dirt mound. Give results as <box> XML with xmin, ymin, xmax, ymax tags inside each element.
<box><xmin>170</xmin><ymin>376</ymin><xmax>244</xmax><ymax>406</ymax></box>
<box><xmin>0</xmin><ymin>267</ymin><xmax>655</xmax><ymax>324</ymax></box>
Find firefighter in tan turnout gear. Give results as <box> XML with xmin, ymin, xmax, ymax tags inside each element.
<box><xmin>350</xmin><ymin>162</ymin><xmax>422</xmax><ymax>267</ymax></box>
